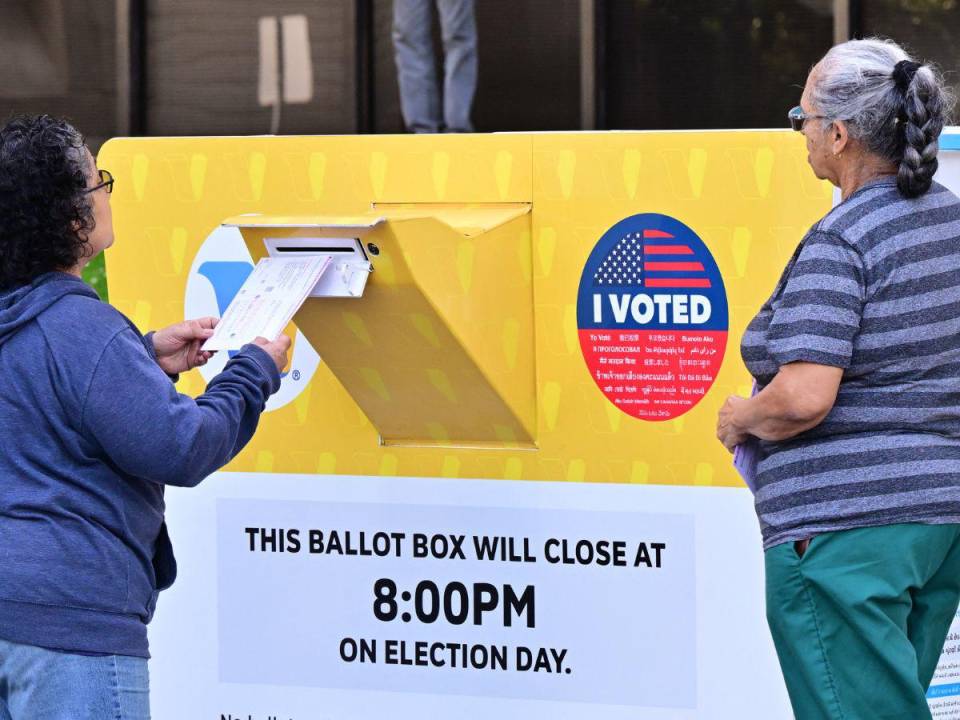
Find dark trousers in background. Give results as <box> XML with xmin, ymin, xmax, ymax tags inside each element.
<box><xmin>392</xmin><ymin>0</ymin><xmax>477</xmax><ymax>133</ymax></box>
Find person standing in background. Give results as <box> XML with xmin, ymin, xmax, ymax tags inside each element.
<box><xmin>392</xmin><ymin>0</ymin><xmax>477</xmax><ymax>133</ymax></box>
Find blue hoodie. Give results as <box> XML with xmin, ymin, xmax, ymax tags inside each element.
<box><xmin>0</xmin><ymin>272</ymin><xmax>280</xmax><ymax>658</ymax></box>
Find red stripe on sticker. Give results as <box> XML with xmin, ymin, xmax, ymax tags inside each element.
<box><xmin>644</xmin><ymin>262</ymin><xmax>705</xmax><ymax>272</ymax></box>
<box><xmin>644</xmin><ymin>278</ymin><xmax>712</xmax><ymax>288</ymax></box>
<box><xmin>643</xmin><ymin>229</ymin><xmax>674</xmax><ymax>238</ymax></box>
<box><xmin>643</xmin><ymin>245</ymin><xmax>694</xmax><ymax>255</ymax></box>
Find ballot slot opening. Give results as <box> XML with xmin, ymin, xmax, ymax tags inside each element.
<box><xmin>275</xmin><ymin>245</ymin><xmax>357</xmax><ymax>254</ymax></box>
<box><xmin>263</xmin><ymin>236</ymin><xmax>373</xmax><ymax>298</ymax></box>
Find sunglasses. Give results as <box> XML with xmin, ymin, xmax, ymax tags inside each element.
<box><xmin>788</xmin><ymin>106</ymin><xmax>830</xmax><ymax>132</ymax></box>
<box><xmin>83</xmin><ymin>169</ymin><xmax>114</xmax><ymax>195</ymax></box>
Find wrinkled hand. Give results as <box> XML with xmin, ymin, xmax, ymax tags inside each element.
<box><xmin>252</xmin><ymin>334</ymin><xmax>292</xmax><ymax>373</ymax></box>
<box><xmin>152</xmin><ymin>317</ymin><xmax>218</xmax><ymax>375</ymax></box>
<box><xmin>716</xmin><ymin>395</ymin><xmax>751</xmax><ymax>453</ymax></box>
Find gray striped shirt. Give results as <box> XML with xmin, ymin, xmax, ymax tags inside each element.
<box><xmin>741</xmin><ymin>177</ymin><xmax>960</xmax><ymax>549</ymax></box>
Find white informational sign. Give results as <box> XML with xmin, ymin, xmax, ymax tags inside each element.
<box><xmin>149</xmin><ymin>474</ymin><xmax>794</xmax><ymax>719</ymax></box>
<box><xmin>219</xmin><ymin>501</ymin><xmax>693</xmax><ymax>706</ymax></box>
<box><xmin>930</xmin><ymin>609</ymin><xmax>960</xmax><ymax>718</ymax></box>
<box><xmin>202</xmin><ymin>256</ymin><xmax>330</xmax><ymax>351</ymax></box>
<box><xmin>937</xmin><ymin>134</ymin><xmax>960</xmax><ymax>195</ymax></box>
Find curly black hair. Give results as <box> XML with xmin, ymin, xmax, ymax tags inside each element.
<box><xmin>0</xmin><ymin>115</ymin><xmax>95</xmax><ymax>290</ymax></box>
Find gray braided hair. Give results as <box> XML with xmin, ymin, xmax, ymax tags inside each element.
<box><xmin>811</xmin><ymin>38</ymin><xmax>953</xmax><ymax>198</ymax></box>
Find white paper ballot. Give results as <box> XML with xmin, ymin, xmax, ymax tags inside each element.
<box><xmin>202</xmin><ymin>256</ymin><xmax>331</xmax><ymax>351</ymax></box>
<box><xmin>732</xmin><ymin>380</ymin><xmax>760</xmax><ymax>493</ymax></box>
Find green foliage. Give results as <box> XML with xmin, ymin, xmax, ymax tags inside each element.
<box><xmin>81</xmin><ymin>253</ymin><xmax>108</xmax><ymax>301</ymax></box>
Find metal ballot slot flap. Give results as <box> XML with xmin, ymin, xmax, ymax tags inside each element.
<box><xmin>223</xmin><ymin>204</ymin><xmax>535</xmax><ymax>449</ymax></box>
<box><xmin>262</xmin><ymin>236</ymin><xmax>373</xmax><ymax>298</ymax></box>
<box><xmin>224</xmin><ymin>215</ymin><xmax>381</xmax><ymax>298</ymax></box>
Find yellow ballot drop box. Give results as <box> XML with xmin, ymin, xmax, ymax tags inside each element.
<box><xmin>225</xmin><ymin>205</ymin><xmax>535</xmax><ymax>448</ymax></box>
<box><xmin>99</xmin><ymin>130</ymin><xmax>850</xmax><ymax>719</ymax></box>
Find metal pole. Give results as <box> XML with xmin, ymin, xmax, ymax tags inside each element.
<box><xmin>833</xmin><ymin>0</ymin><xmax>851</xmax><ymax>44</ymax></box>
<box><xmin>128</xmin><ymin>0</ymin><xmax>147</xmax><ymax>135</ymax></box>
<box><xmin>355</xmin><ymin>0</ymin><xmax>374</xmax><ymax>133</ymax></box>
<box><xmin>115</xmin><ymin>0</ymin><xmax>131</xmax><ymax>136</ymax></box>
<box><xmin>271</xmin><ymin>19</ymin><xmax>283</xmax><ymax>135</ymax></box>
<box><xmin>594</xmin><ymin>0</ymin><xmax>607</xmax><ymax>130</ymax></box>
<box><xmin>580</xmin><ymin>0</ymin><xmax>596</xmax><ymax>130</ymax></box>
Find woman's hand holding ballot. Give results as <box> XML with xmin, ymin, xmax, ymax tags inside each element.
<box><xmin>715</xmin><ymin>362</ymin><xmax>843</xmax><ymax>453</ymax></box>
<box><xmin>151</xmin><ymin>316</ymin><xmax>219</xmax><ymax>374</ymax></box>
<box><xmin>716</xmin><ymin>395</ymin><xmax>751</xmax><ymax>452</ymax></box>
<box><xmin>150</xmin><ymin>318</ymin><xmax>293</xmax><ymax>376</ymax></box>
<box><xmin>252</xmin><ymin>334</ymin><xmax>292</xmax><ymax>373</ymax></box>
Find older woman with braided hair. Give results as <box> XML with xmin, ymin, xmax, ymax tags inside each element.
<box><xmin>716</xmin><ymin>39</ymin><xmax>959</xmax><ymax>718</ymax></box>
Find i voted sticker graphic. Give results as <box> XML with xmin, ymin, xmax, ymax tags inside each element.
<box><xmin>577</xmin><ymin>213</ymin><xmax>728</xmax><ymax>421</ymax></box>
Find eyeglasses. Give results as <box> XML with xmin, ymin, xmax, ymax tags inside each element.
<box><xmin>83</xmin><ymin>169</ymin><xmax>114</xmax><ymax>195</ymax></box>
<box><xmin>788</xmin><ymin>106</ymin><xmax>829</xmax><ymax>132</ymax></box>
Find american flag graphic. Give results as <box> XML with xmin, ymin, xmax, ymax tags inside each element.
<box><xmin>592</xmin><ymin>229</ymin><xmax>711</xmax><ymax>288</ymax></box>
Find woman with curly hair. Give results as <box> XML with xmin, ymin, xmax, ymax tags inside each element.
<box><xmin>717</xmin><ymin>39</ymin><xmax>959</xmax><ymax>718</ymax></box>
<box><xmin>0</xmin><ymin>115</ymin><xmax>290</xmax><ymax>719</ymax></box>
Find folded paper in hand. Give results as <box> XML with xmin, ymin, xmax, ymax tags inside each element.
<box><xmin>202</xmin><ymin>256</ymin><xmax>331</xmax><ymax>351</ymax></box>
<box><xmin>733</xmin><ymin>435</ymin><xmax>759</xmax><ymax>493</ymax></box>
<box><xmin>733</xmin><ymin>380</ymin><xmax>760</xmax><ymax>493</ymax></box>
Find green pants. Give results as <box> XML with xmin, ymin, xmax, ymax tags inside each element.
<box><xmin>765</xmin><ymin>523</ymin><xmax>960</xmax><ymax>720</ymax></box>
